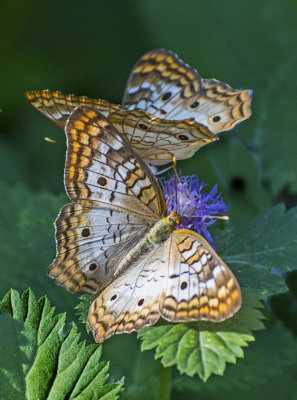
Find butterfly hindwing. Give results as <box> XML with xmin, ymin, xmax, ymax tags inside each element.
<box><xmin>108</xmin><ymin>108</ymin><xmax>215</xmax><ymax>164</ymax></box>
<box><xmin>193</xmin><ymin>79</ymin><xmax>253</xmax><ymax>133</ymax></box>
<box><xmin>160</xmin><ymin>229</ymin><xmax>242</xmax><ymax>322</ymax></box>
<box><xmin>88</xmin><ymin>244</ymin><xmax>167</xmax><ymax>342</ymax></box>
<box><xmin>122</xmin><ymin>49</ymin><xmax>252</xmax><ymax>133</ymax></box>
<box><xmin>64</xmin><ymin>106</ymin><xmax>166</xmax><ymax>219</ymax></box>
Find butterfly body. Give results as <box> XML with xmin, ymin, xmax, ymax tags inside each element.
<box><xmin>47</xmin><ymin>105</ymin><xmax>242</xmax><ymax>343</ymax></box>
<box><xmin>114</xmin><ymin>211</ymin><xmax>182</xmax><ymax>277</ymax></box>
<box><xmin>143</xmin><ymin>211</ymin><xmax>182</xmax><ymax>245</ymax></box>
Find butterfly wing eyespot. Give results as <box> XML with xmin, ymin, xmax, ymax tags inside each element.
<box><xmin>178</xmin><ymin>134</ymin><xmax>189</xmax><ymax>141</ymax></box>
<box><xmin>161</xmin><ymin>92</ymin><xmax>172</xmax><ymax>101</ymax></box>
<box><xmin>97</xmin><ymin>177</ymin><xmax>107</xmax><ymax>186</ymax></box>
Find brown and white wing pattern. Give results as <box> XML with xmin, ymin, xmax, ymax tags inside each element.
<box><xmin>25</xmin><ymin>90</ymin><xmax>121</xmax><ymax>130</ymax></box>
<box><xmin>64</xmin><ymin>106</ymin><xmax>166</xmax><ymax>220</ymax></box>
<box><xmin>122</xmin><ymin>49</ymin><xmax>252</xmax><ymax>133</ymax></box>
<box><xmin>47</xmin><ymin>203</ymin><xmax>151</xmax><ymax>294</ymax></box>
<box><xmin>108</xmin><ymin>109</ymin><xmax>215</xmax><ymax>164</ymax></box>
<box><xmin>160</xmin><ymin>229</ymin><xmax>241</xmax><ymax>322</ymax></box>
<box><xmin>26</xmin><ymin>90</ymin><xmax>215</xmax><ymax>164</ymax></box>
<box><xmin>192</xmin><ymin>79</ymin><xmax>252</xmax><ymax>134</ymax></box>
<box><xmin>88</xmin><ymin>243</ymin><xmax>167</xmax><ymax>343</ymax></box>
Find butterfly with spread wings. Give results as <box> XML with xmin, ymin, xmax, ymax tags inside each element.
<box><xmin>26</xmin><ymin>49</ymin><xmax>252</xmax><ymax>165</ymax></box>
<box><xmin>47</xmin><ymin>105</ymin><xmax>242</xmax><ymax>343</ymax></box>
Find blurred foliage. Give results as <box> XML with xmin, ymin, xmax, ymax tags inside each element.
<box><xmin>1</xmin><ymin>0</ymin><xmax>297</xmax><ymax>398</ymax></box>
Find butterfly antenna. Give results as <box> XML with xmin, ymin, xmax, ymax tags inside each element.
<box><xmin>172</xmin><ymin>156</ymin><xmax>181</xmax><ymax>215</ymax></box>
<box><xmin>173</xmin><ymin>156</ymin><xmax>180</xmax><ymax>184</ymax></box>
<box><xmin>153</xmin><ymin>164</ymin><xmax>173</xmax><ymax>176</ymax></box>
<box><xmin>44</xmin><ymin>137</ymin><xmax>62</xmax><ymax>144</ymax></box>
<box><xmin>186</xmin><ymin>215</ymin><xmax>229</xmax><ymax>220</ymax></box>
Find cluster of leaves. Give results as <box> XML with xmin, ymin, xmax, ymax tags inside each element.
<box><xmin>1</xmin><ymin>181</ymin><xmax>297</xmax><ymax>398</ymax></box>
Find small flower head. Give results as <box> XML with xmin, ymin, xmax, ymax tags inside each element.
<box><xmin>160</xmin><ymin>174</ymin><xmax>228</xmax><ymax>249</ymax></box>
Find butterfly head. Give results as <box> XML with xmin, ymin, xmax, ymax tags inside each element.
<box><xmin>168</xmin><ymin>211</ymin><xmax>183</xmax><ymax>227</ymax></box>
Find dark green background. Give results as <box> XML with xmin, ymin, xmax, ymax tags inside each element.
<box><xmin>1</xmin><ymin>0</ymin><xmax>297</xmax><ymax>399</ymax></box>
<box><xmin>2</xmin><ymin>0</ymin><xmax>296</xmax><ymax>207</ymax></box>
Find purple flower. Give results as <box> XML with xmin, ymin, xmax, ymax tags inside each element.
<box><xmin>160</xmin><ymin>174</ymin><xmax>228</xmax><ymax>249</ymax></box>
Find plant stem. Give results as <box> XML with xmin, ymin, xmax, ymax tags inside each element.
<box><xmin>156</xmin><ymin>365</ymin><xmax>171</xmax><ymax>400</ymax></box>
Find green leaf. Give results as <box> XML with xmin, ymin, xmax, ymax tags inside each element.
<box><xmin>0</xmin><ymin>288</ymin><xmax>123</xmax><ymax>400</ymax></box>
<box><xmin>217</xmin><ymin>204</ymin><xmax>297</xmax><ymax>295</ymax></box>
<box><xmin>75</xmin><ymin>294</ymin><xmax>95</xmax><ymax>332</ymax></box>
<box><xmin>139</xmin><ymin>290</ymin><xmax>264</xmax><ymax>382</ymax></box>
<box><xmin>173</xmin><ymin>321</ymin><xmax>297</xmax><ymax>400</ymax></box>
<box><xmin>0</xmin><ymin>182</ymin><xmax>80</xmax><ymax>320</ymax></box>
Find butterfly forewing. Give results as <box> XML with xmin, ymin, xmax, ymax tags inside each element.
<box><xmin>122</xmin><ymin>49</ymin><xmax>202</xmax><ymax>115</ymax></box>
<box><xmin>122</xmin><ymin>49</ymin><xmax>252</xmax><ymax>133</ymax></box>
<box><xmin>64</xmin><ymin>106</ymin><xmax>166</xmax><ymax>220</ymax></box>
<box><xmin>48</xmin><ymin>203</ymin><xmax>151</xmax><ymax>294</ymax></box>
<box><xmin>160</xmin><ymin>229</ymin><xmax>241</xmax><ymax>322</ymax></box>
<box><xmin>48</xmin><ymin>105</ymin><xmax>168</xmax><ymax>295</ymax></box>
